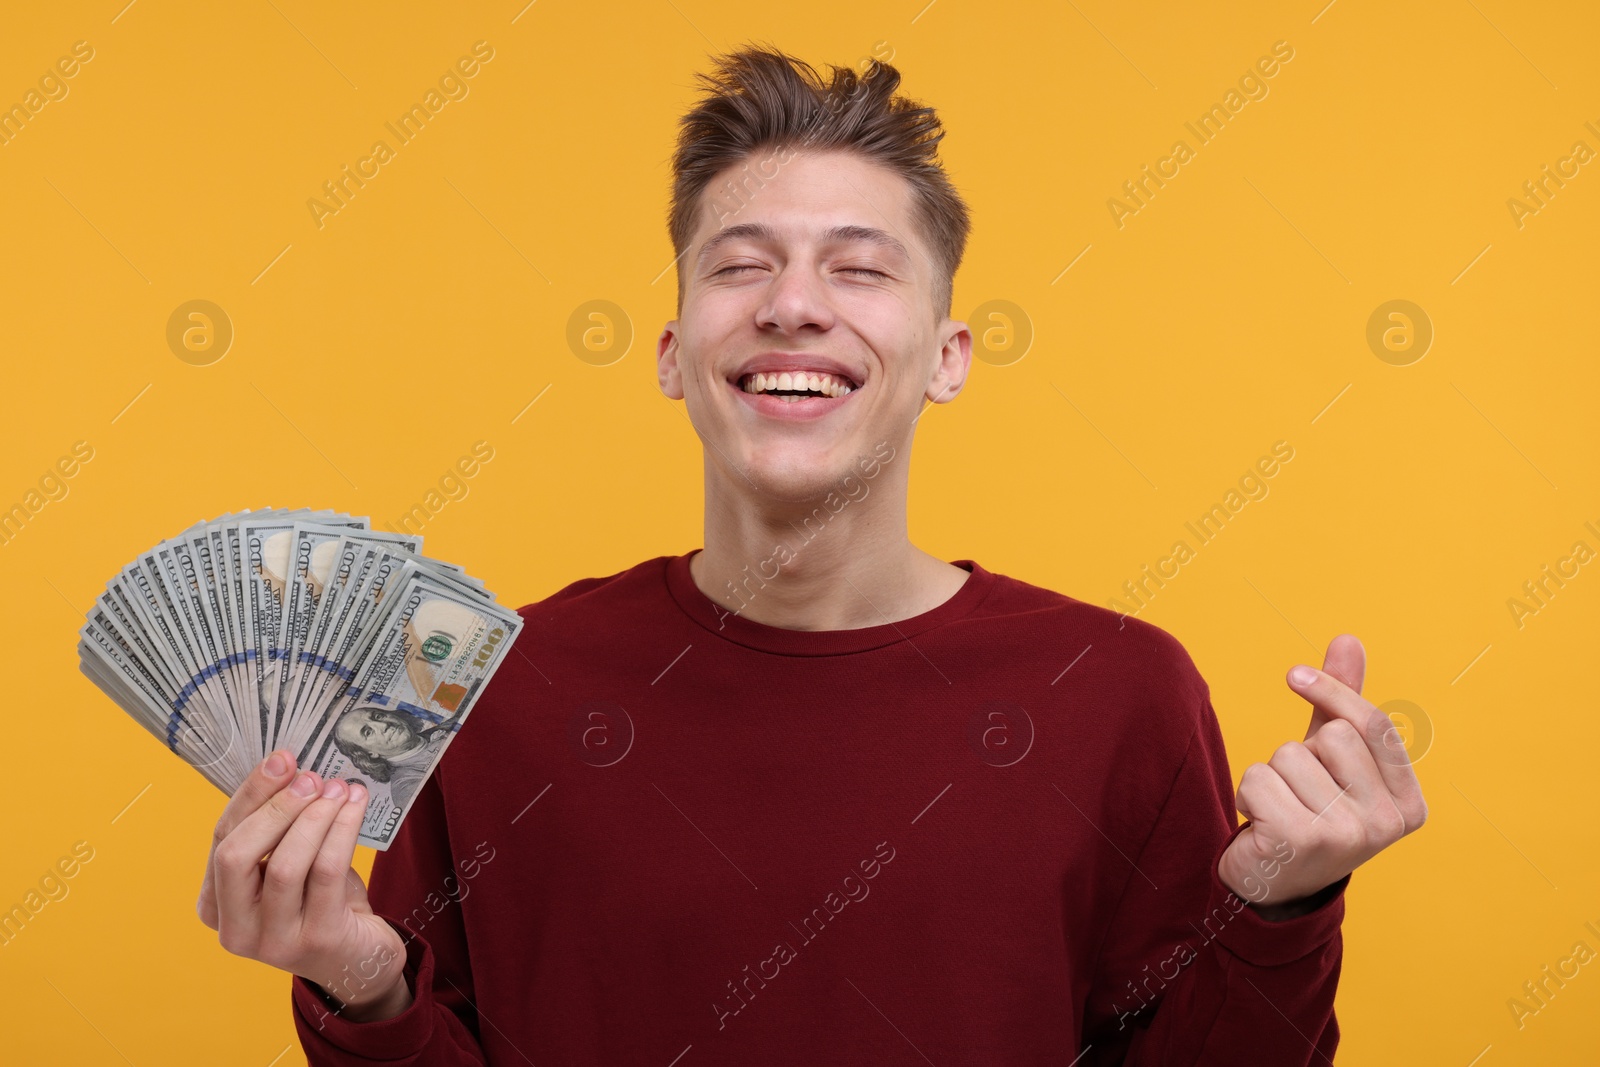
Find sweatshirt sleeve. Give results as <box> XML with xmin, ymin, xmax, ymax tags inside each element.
<box><xmin>1078</xmin><ymin>692</ymin><xmax>1348</xmax><ymax>1065</ymax></box>
<box><xmin>290</xmin><ymin>765</ymin><xmax>490</xmax><ymax>1065</ymax></box>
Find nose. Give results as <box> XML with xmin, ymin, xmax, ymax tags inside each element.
<box><xmin>756</xmin><ymin>259</ymin><xmax>837</xmax><ymax>335</ymax></box>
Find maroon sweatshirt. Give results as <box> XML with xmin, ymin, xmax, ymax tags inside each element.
<box><xmin>291</xmin><ymin>550</ymin><xmax>1346</xmax><ymax>1065</ymax></box>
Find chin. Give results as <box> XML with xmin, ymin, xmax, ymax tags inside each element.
<box><xmin>741</xmin><ymin>453</ymin><xmax>854</xmax><ymax>504</ymax></box>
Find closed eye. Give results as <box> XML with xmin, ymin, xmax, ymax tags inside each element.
<box><xmin>716</xmin><ymin>265</ymin><xmax>888</xmax><ymax>279</ymax></box>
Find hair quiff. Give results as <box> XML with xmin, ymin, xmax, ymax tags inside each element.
<box><xmin>667</xmin><ymin>43</ymin><xmax>971</xmax><ymax>321</ymax></box>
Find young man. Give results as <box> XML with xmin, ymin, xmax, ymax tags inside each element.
<box><xmin>199</xmin><ymin>46</ymin><xmax>1426</xmax><ymax>1064</ymax></box>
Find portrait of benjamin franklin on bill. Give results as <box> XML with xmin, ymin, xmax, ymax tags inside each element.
<box><xmin>330</xmin><ymin>705</ymin><xmax>454</xmax><ymax>812</ymax></box>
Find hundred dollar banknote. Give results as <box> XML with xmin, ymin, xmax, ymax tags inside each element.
<box><xmin>297</xmin><ymin>564</ymin><xmax>521</xmax><ymax>848</ymax></box>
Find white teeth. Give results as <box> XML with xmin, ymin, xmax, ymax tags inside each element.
<box><xmin>739</xmin><ymin>371</ymin><xmax>856</xmax><ymax>399</ymax></box>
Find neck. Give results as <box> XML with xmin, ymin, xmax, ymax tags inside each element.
<box><xmin>689</xmin><ymin>450</ymin><xmax>968</xmax><ymax>631</ymax></box>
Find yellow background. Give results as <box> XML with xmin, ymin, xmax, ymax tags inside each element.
<box><xmin>2</xmin><ymin>1</ymin><xmax>1595</xmax><ymax>1063</ymax></box>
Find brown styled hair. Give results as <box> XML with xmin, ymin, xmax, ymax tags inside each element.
<box><xmin>667</xmin><ymin>43</ymin><xmax>971</xmax><ymax>322</ymax></box>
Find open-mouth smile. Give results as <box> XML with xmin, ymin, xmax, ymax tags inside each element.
<box><xmin>729</xmin><ymin>370</ymin><xmax>862</xmax><ymax>420</ymax></box>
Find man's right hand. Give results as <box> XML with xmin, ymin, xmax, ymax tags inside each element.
<box><xmin>199</xmin><ymin>749</ymin><xmax>413</xmax><ymax>1022</ymax></box>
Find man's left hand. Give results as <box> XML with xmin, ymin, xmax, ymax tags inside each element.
<box><xmin>1217</xmin><ymin>633</ymin><xmax>1428</xmax><ymax>917</ymax></box>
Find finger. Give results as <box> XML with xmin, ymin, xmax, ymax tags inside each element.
<box><xmin>1236</xmin><ymin>762</ymin><xmax>1312</xmax><ymax>835</ymax></box>
<box><xmin>201</xmin><ymin>749</ymin><xmax>298</xmax><ymax>928</ymax></box>
<box><xmin>1294</xmin><ymin>660</ymin><xmax>1380</xmax><ymax>745</ymax></box>
<box><xmin>212</xmin><ymin>769</ymin><xmax>324</xmax><ymax>944</ymax></box>
<box><xmin>304</xmin><ymin>782</ymin><xmax>370</xmax><ymax>932</ymax></box>
<box><xmin>1351</xmin><ymin>714</ymin><xmax>1428</xmax><ymax>833</ymax></box>
<box><xmin>1292</xmin><ymin>666</ymin><xmax>1427</xmax><ymax>824</ymax></box>
<box><xmin>218</xmin><ymin>749</ymin><xmax>302</xmax><ymax>840</ymax></box>
<box><xmin>1266</xmin><ymin>739</ymin><xmax>1346</xmax><ymax>815</ymax></box>
<box><xmin>259</xmin><ymin>777</ymin><xmax>352</xmax><ymax>936</ymax></box>
<box><xmin>1300</xmin><ymin>718</ymin><xmax>1387</xmax><ymax>813</ymax></box>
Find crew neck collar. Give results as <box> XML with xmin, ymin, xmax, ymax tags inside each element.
<box><xmin>664</xmin><ymin>548</ymin><xmax>997</xmax><ymax>656</ymax></box>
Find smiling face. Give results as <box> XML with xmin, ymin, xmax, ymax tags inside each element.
<box><xmin>335</xmin><ymin>706</ymin><xmax>424</xmax><ymax>761</ymax></box>
<box><xmin>658</xmin><ymin>149</ymin><xmax>971</xmax><ymax>502</ymax></box>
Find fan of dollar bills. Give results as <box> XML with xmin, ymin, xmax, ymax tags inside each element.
<box><xmin>77</xmin><ymin>509</ymin><xmax>524</xmax><ymax>849</ymax></box>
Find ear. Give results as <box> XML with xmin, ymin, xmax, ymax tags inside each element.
<box><xmin>658</xmin><ymin>322</ymin><xmax>685</xmax><ymax>400</ymax></box>
<box><xmin>925</xmin><ymin>319</ymin><xmax>972</xmax><ymax>404</ymax></box>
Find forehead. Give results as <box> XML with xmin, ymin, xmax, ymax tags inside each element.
<box><xmin>688</xmin><ymin>150</ymin><xmax>923</xmax><ymax>267</ymax></box>
<box><xmin>695</xmin><ymin>221</ymin><xmax>913</xmax><ymax>269</ymax></box>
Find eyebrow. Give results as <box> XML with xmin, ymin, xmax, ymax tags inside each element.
<box><xmin>694</xmin><ymin>221</ymin><xmax>912</xmax><ymax>271</ymax></box>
